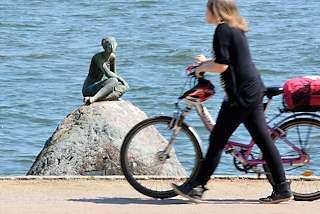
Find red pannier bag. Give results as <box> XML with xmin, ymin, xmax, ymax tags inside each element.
<box><xmin>283</xmin><ymin>76</ymin><xmax>320</xmax><ymax>111</ymax></box>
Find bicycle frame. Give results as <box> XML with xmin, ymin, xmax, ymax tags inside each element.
<box><xmin>172</xmin><ymin>96</ymin><xmax>311</xmax><ymax>174</ymax></box>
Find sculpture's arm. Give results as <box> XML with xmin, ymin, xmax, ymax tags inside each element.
<box><xmin>102</xmin><ymin>62</ymin><xmax>117</xmax><ymax>79</ymax></box>
<box><xmin>115</xmin><ymin>76</ymin><xmax>129</xmax><ymax>93</ymax></box>
<box><xmin>109</xmin><ymin>53</ymin><xmax>117</xmax><ymax>75</ymax></box>
<box><xmin>102</xmin><ymin>59</ymin><xmax>129</xmax><ymax>91</ymax></box>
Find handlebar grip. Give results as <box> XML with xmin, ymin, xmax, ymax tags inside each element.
<box><xmin>186</xmin><ymin>64</ymin><xmax>200</xmax><ymax>71</ymax></box>
<box><xmin>188</xmin><ymin>71</ymin><xmax>195</xmax><ymax>77</ymax></box>
<box><xmin>186</xmin><ymin>63</ymin><xmax>205</xmax><ymax>77</ymax></box>
<box><xmin>188</xmin><ymin>71</ymin><xmax>205</xmax><ymax>77</ymax></box>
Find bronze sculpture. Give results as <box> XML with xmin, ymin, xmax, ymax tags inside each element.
<box><xmin>82</xmin><ymin>36</ymin><xmax>129</xmax><ymax>104</ymax></box>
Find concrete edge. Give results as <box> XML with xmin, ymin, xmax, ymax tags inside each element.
<box><xmin>0</xmin><ymin>175</ymin><xmax>267</xmax><ymax>181</ymax></box>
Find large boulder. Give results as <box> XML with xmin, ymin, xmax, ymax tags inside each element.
<box><xmin>27</xmin><ymin>100</ymin><xmax>187</xmax><ymax>176</ymax></box>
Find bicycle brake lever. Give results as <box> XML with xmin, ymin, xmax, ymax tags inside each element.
<box><xmin>186</xmin><ymin>63</ymin><xmax>205</xmax><ymax>78</ymax></box>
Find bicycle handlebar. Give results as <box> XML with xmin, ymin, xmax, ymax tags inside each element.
<box><xmin>186</xmin><ymin>64</ymin><xmax>205</xmax><ymax>78</ymax></box>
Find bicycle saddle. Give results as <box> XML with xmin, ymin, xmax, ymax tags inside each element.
<box><xmin>265</xmin><ymin>86</ymin><xmax>283</xmax><ymax>99</ymax></box>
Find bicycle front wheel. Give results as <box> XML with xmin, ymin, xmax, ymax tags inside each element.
<box><xmin>264</xmin><ymin>118</ymin><xmax>320</xmax><ymax>201</ymax></box>
<box><xmin>120</xmin><ymin>116</ymin><xmax>204</xmax><ymax>199</ymax></box>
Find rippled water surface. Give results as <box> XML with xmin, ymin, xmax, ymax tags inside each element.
<box><xmin>0</xmin><ymin>0</ymin><xmax>319</xmax><ymax>175</ymax></box>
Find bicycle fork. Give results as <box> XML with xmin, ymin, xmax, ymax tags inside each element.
<box><xmin>160</xmin><ymin>103</ymin><xmax>193</xmax><ymax>159</ymax></box>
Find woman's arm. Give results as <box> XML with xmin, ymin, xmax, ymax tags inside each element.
<box><xmin>194</xmin><ymin>61</ymin><xmax>228</xmax><ymax>77</ymax></box>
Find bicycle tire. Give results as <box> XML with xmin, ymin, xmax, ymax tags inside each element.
<box><xmin>120</xmin><ymin>116</ymin><xmax>204</xmax><ymax>199</ymax></box>
<box><xmin>263</xmin><ymin>118</ymin><xmax>320</xmax><ymax>201</ymax></box>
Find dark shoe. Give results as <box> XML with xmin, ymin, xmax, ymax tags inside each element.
<box><xmin>259</xmin><ymin>182</ymin><xmax>293</xmax><ymax>204</ymax></box>
<box><xmin>171</xmin><ymin>182</ymin><xmax>208</xmax><ymax>203</ymax></box>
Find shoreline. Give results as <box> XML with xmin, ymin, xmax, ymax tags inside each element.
<box><xmin>1</xmin><ymin>174</ymin><xmax>320</xmax><ymax>180</ymax></box>
<box><xmin>0</xmin><ymin>174</ymin><xmax>266</xmax><ymax>181</ymax></box>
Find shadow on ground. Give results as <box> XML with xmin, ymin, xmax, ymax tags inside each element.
<box><xmin>68</xmin><ymin>197</ymin><xmax>188</xmax><ymax>205</ymax></box>
<box><xmin>68</xmin><ymin>197</ymin><xmax>259</xmax><ymax>205</ymax></box>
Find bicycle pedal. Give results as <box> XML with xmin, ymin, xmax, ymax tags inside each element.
<box><xmin>225</xmin><ymin>149</ymin><xmax>234</xmax><ymax>154</ymax></box>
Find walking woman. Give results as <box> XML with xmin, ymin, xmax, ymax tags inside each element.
<box><xmin>172</xmin><ymin>0</ymin><xmax>293</xmax><ymax>204</ymax></box>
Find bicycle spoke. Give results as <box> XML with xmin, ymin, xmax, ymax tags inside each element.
<box><xmin>303</xmin><ymin>123</ymin><xmax>312</xmax><ymax>149</ymax></box>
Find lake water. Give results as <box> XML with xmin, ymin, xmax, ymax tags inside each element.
<box><xmin>0</xmin><ymin>0</ymin><xmax>319</xmax><ymax>176</ymax></box>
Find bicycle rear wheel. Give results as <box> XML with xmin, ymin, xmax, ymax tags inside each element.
<box><xmin>120</xmin><ymin>116</ymin><xmax>204</xmax><ymax>199</ymax></box>
<box><xmin>264</xmin><ymin>118</ymin><xmax>320</xmax><ymax>201</ymax></box>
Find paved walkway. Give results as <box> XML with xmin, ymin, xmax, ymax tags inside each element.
<box><xmin>1</xmin><ymin>176</ymin><xmax>319</xmax><ymax>214</ymax></box>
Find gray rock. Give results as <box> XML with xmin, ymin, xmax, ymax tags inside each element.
<box><xmin>27</xmin><ymin>100</ymin><xmax>187</xmax><ymax>177</ymax></box>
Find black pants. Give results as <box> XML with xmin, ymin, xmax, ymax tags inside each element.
<box><xmin>195</xmin><ymin>100</ymin><xmax>286</xmax><ymax>185</ymax></box>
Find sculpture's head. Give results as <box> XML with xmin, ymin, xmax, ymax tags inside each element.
<box><xmin>101</xmin><ymin>36</ymin><xmax>117</xmax><ymax>53</ymax></box>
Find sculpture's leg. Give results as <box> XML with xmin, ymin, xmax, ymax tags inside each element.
<box><xmin>103</xmin><ymin>84</ymin><xmax>129</xmax><ymax>101</ymax></box>
<box><xmin>102</xmin><ymin>91</ymin><xmax>122</xmax><ymax>101</ymax></box>
<box><xmin>89</xmin><ymin>78</ymin><xmax>118</xmax><ymax>103</ymax></box>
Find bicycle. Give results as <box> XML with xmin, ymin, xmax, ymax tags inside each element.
<box><xmin>120</xmin><ymin>64</ymin><xmax>320</xmax><ymax>201</ymax></box>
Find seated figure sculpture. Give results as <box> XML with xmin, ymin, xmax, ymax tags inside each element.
<box><xmin>82</xmin><ymin>36</ymin><xmax>129</xmax><ymax>105</ymax></box>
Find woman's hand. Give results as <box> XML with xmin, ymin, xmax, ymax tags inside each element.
<box><xmin>195</xmin><ymin>54</ymin><xmax>207</xmax><ymax>63</ymax></box>
<box><xmin>194</xmin><ymin>67</ymin><xmax>205</xmax><ymax>78</ymax></box>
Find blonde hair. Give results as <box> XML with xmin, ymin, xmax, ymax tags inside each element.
<box><xmin>207</xmin><ymin>0</ymin><xmax>249</xmax><ymax>33</ymax></box>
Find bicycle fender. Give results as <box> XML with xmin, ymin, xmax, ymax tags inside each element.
<box><xmin>274</xmin><ymin>112</ymin><xmax>320</xmax><ymax>127</ymax></box>
<box><xmin>187</xmin><ymin>126</ymin><xmax>205</xmax><ymax>159</ymax></box>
